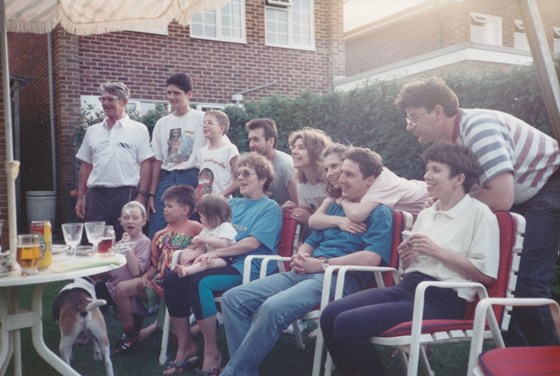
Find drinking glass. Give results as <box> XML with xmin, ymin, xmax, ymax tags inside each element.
<box><xmin>84</xmin><ymin>221</ymin><xmax>105</xmax><ymax>253</ymax></box>
<box><xmin>61</xmin><ymin>223</ymin><xmax>84</xmax><ymax>256</ymax></box>
<box><xmin>97</xmin><ymin>225</ymin><xmax>116</xmax><ymax>256</ymax></box>
<box><xmin>16</xmin><ymin>234</ymin><xmax>41</xmax><ymax>275</ymax></box>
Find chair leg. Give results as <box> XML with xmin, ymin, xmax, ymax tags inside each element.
<box><xmin>159</xmin><ymin>308</ymin><xmax>171</xmax><ymax>365</ymax></box>
<box><xmin>312</xmin><ymin>325</ymin><xmax>325</xmax><ymax>376</ymax></box>
<box><xmin>292</xmin><ymin>319</ymin><xmax>305</xmax><ymax>349</ymax></box>
<box><xmin>420</xmin><ymin>345</ymin><xmax>435</xmax><ymax>376</ymax></box>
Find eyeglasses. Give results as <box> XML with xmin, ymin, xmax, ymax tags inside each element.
<box><xmin>98</xmin><ymin>96</ymin><xmax>120</xmax><ymax>103</ymax></box>
<box><xmin>236</xmin><ymin>169</ymin><xmax>256</xmax><ymax>179</ymax></box>
<box><xmin>203</xmin><ymin>120</ymin><xmax>219</xmax><ymax>126</ymax></box>
<box><xmin>405</xmin><ymin>111</ymin><xmax>429</xmax><ymax>126</ymax></box>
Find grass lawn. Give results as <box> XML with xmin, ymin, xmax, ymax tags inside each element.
<box><xmin>8</xmin><ymin>282</ymin><xmax>475</xmax><ymax>376</ymax></box>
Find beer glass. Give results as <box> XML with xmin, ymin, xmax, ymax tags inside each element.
<box><xmin>97</xmin><ymin>225</ymin><xmax>115</xmax><ymax>255</ymax></box>
<box><xmin>84</xmin><ymin>221</ymin><xmax>105</xmax><ymax>253</ymax></box>
<box><xmin>16</xmin><ymin>234</ymin><xmax>41</xmax><ymax>275</ymax></box>
<box><xmin>62</xmin><ymin>223</ymin><xmax>84</xmax><ymax>256</ymax></box>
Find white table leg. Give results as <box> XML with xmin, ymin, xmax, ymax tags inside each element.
<box><xmin>30</xmin><ymin>284</ymin><xmax>80</xmax><ymax>376</ymax></box>
<box><xmin>0</xmin><ymin>287</ymin><xmax>12</xmax><ymax>376</ymax></box>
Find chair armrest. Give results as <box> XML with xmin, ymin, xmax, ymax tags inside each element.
<box><xmin>406</xmin><ymin>280</ymin><xmax>487</xmax><ymax>376</ymax></box>
<box><xmin>466</xmin><ymin>297</ymin><xmax>560</xmax><ymax>376</ymax></box>
<box><xmin>242</xmin><ymin>255</ymin><xmax>291</xmax><ymax>284</ymax></box>
<box><xmin>325</xmin><ymin>265</ymin><xmax>400</xmax><ymax>302</ymax></box>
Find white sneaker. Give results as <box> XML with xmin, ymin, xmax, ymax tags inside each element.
<box><xmin>284</xmin><ymin>320</ymin><xmax>306</xmax><ymax>335</ymax></box>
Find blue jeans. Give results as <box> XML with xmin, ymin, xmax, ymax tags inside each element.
<box><xmin>220</xmin><ymin>270</ymin><xmax>366</xmax><ymax>376</ymax></box>
<box><xmin>148</xmin><ymin>168</ymin><xmax>198</xmax><ymax>239</ymax></box>
<box><xmin>504</xmin><ymin>171</ymin><xmax>560</xmax><ymax>346</ymax></box>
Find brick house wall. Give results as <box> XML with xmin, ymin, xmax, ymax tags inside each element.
<box><xmin>345</xmin><ymin>0</ymin><xmax>560</xmax><ymax>77</ymax></box>
<box><xmin>2</xmin><ymin>0</ymin><xmax>344</xmax><ymax>228</ymax></box>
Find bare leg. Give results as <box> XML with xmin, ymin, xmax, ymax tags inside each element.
<box><xmin>114</xmin><ymin>279</ymin><xmax>147</xmax><ymax>330</ymax></box>
<box><xmin>198</xmin><ymin>316</ymin><xmax>222</xmax><ymax>371</ymax></box>
<box><xmin>170</xmin><ymin>316</ymin><xmax>198</xmax><ymax>361</ymax></box>
<box><xmin>138</xmin><ymin>321</ymin><xmax>159</xmax><ymax>340</ymax></box>
<box><xmin>178</xmin><ymin>259</ymin><xmax>228</xmax><ymax>277</ymax></box>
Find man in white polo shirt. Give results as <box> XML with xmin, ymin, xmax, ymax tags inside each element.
<box><xmin>75</xmin><ymin>82</ymin><xmax>154</xmax><ymax>239</ymax></box>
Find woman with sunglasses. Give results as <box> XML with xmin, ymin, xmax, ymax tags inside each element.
<box><xmin>163</xmin><ymin>152</ymin><xmax>282</xmax><ymax>376</ymax></box>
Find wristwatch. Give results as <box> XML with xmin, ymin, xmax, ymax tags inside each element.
<box><xmin>321</xmin><ymin>258</ymin><xmax>329</xmax><ymax>272</ymax></box>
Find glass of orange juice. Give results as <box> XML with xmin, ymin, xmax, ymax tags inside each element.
<box><xmin>16</xmin><ymin>234</ymin><xmax>42</xmax><ymax>275</ymax></box>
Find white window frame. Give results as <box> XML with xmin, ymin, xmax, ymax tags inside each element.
<box><xmin>553</xmin><ymin>27</ymin><xmax>560</xmax><ymax>56</ymax></box>
<box><xmin>190</xmin><ymin>0</ymin><xmax>246</xmax><ymax>43</ymax></box>
<box><xmin>470</xmin><ymin>12</ymin><xmax>502</xmax><ymax>47</ymax></box>
<box><xmin>265</xmin><ymin>0</ymin><xmax>315</xmax><ymax>51</ymax></box>
<box><xmin>513</xmin><ymin>19</ymin><xmax>530</xmax><ymax>51</ymax></box>
<box><xmin>194</xmin><ymin>103</ymin><xmax>225</xmax><ymax>112</ymax></box>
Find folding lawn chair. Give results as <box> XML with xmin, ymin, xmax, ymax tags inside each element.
<box><xmin>361</xmin><ymin>211</ymin><xmax>525</xmax><ymax>376</ymax></box>
<box><xmin>467</xmin><ymin>297</ymin><xmax>560</xmax><ymax>376</ymax></box>
<box><xmin>243</xmin><ymin>210</ymin><xmax>413</xmax><ymax>376</ymax></box>
<box><xmin>159</xmin><ymin>209</ymin><xmax>300</xmax><ymax>365</ymax></box>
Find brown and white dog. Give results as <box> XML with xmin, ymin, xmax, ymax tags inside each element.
<box><xmin>52</xmin><ymin>277</ymin><xmax>114</xmax><ymax>376</ymax></box>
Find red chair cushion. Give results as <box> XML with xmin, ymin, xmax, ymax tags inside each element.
<box><xmin>379</xmin><ymin>319</ymin><xmax>476</xmax><ymax>337</ymax></box>
<box><xmin>479</xmin><ymin>346</ymin><xmax>560</xmax><ymax>376</ymax></box>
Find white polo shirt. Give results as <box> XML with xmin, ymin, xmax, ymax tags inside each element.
<box><xmin>406</xmin><ymin>195</ymin><xmax>499</xmax><ymax>301</ymax></box>
<box><xmin>76</xmin><ymin>115</ymin><xmax>154</xmax><ymax>188</ymax></box>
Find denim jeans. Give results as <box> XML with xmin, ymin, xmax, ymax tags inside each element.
<box><xmin>148</xmin><ymin>168</ymin><xmax>198</xmax><ymax>239</ymax></box>
<box><xmin>504</xmin><ymin>171</ymin><xmax>560</xmax><ymax>346</ymax></box>
<box><xmin>220</xmin><ymin>270</ymin><xmax>365</xmax><ymax>376</ymax></box>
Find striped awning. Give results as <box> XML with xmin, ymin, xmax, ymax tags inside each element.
<box><xmin>4</xmin><ymin>0</ymin><xmax>228</xmax><ymax>35</ymax></box>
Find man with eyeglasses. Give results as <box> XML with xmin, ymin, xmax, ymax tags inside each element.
<box><xmin>395</xmin><ymin>77</ymin><xmax>560</xmax><ymax>348</ymax></box>
<box><xmin>75</xmin><ymin>81</ymin><xmax>154</xmax><ymax>239</ymax></box>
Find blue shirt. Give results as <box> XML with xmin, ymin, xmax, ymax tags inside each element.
<box><xmin>305</xmin><ymin>203</ymin><xmax>393</xmax><ymax>265</ymax></box>
<box><xmin>229</xmin><ymin>196</ymin><xmax>282</xmax><ymax>277</ymax></box>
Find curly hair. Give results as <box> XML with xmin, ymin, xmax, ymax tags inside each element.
<box><xmin>322</xmin><ymin>143</ymin><xmax>348</xmax><ymax>198</ymax></box>
<box><xmin>237</xmin><ymin>152</ymin><xmax>275</xmax><ymax>193</ymax></box>
<box><xmin>288</xmin><ymin>127</ymin><xmax>332</xmax><ymax>184</ymax></box>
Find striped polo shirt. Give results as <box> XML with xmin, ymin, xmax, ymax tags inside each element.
<box><xmin>455</xmin><ymin>109</ymin><xmax>560</xmax><ymax>204</ymax></box>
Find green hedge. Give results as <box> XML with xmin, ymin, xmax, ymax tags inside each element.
<box><xmin>223</xmin><ymin>60</ymin><xmax>559</xmax><ymax>182</ymax></box>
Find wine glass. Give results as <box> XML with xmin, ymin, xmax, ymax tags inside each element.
<box><xmin>84</xmin><ymin>221</ymin><xmax>105</xmax><ymax>254</ymax></box>
<box><xmin>61</xmin><ymin>223</ymin><xmax>84</xmax><ymax>256</ymax></box>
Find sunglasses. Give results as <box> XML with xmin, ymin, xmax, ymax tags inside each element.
<box><xmin>236</xmin><ymin>169</ymin><xmax>256</xmax><ymax>179</ymax></box>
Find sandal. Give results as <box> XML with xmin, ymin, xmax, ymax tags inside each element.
<box><xmin>163</xmin><ymin>356</ymin><xmax>201</xmax><ymax>375</ymax></box>
<box><xmin>196</xmin><ymin>368</ymin><xmax>222</xmax><ymax>376</ymax></box>
<box><xmin>112</xmin><ymin>334</ymin><xmax>140</xmax><ymax>356</ymax></box>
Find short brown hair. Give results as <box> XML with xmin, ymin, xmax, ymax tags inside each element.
<box><xmin>195</xmin><ymin>195</ymin><xmax>232</xmax><ymax>228</ymax></box>
<box><xmin>288</xmin><ymin>127</ymin><xmax>332</xmax><ymax>184</ymax></box>
<box><xmin>343</xmin><ymin>147</ymin><xmax>384</xmax><ymax>179</ymax></box>
<box><xmin>161</xmin><ymin>185</ymin><xmax>196</xmax><ymax>212</ymax></box>
<box><xmin>205</xmin><ymin>110</ymin><xmax>230</xmax><ymax>135</ymax></box>
<box><xmin>421</xmin><ymin>142</ymin><xmax>480</xmax><ymax>192</ymax></box>
<box><xmin>395</xmin><ymin>77</ymin><xmax>459</xmax><ymax>117</ymax></box>
<box><xmin>237</xmin><ymin>152</ymin><xmax>275</xmax><ymax>192</ymax></box>
<box><xmin>245</xmin><ymin>118</ymin><xmax>278</xmax><ymax>148</ymax></box>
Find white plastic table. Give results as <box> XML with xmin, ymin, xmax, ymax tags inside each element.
<box><xmin>0</xmin><ymin>253</ymin><xmax>126</xmax><ymax>376</ymax></box>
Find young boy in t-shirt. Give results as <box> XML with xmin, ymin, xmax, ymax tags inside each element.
<box><xmin>195</xmin><ymin>110</ymin><xmax>239</xmax><ymax>200</ymax></box>
<box><xmin>112</xmin><ymin>185</ymin><xmax>203</xmax><ymax>355</ymax></box>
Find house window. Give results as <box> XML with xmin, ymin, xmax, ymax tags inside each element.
<box><xmin>191</xmin><ymin>0</ymin><xmax>245</xmax><ymax>43</ymax></box>
<box><xmin>470</xmin><ymin>12</ymin><xmax>502</xmax><ymax>47</ymax></box>
<box><xmin>554</xmin><ymin>27</ymin><xmax>560</xmax><ymax>56</ymax></box>
<box><xmin>513</xmin><ymin>20</ymin><xmax>530</xmax><ymax>51</ymax></box>
<box><xmin>265</xmin><ymin>0</ymin><xmax>314</xmax><ymax>50</ymax></box>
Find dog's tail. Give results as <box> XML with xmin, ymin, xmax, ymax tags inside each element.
<box><xmin>83</xmin><ymin>298</ymin><xmax>107</xmax><ymax>315</ymax></box>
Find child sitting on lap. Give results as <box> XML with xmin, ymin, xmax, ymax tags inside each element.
<box><xmin>174</xmin><ymin>195</ymin><xmax>237</xmax><ymax>277</ymax></box>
